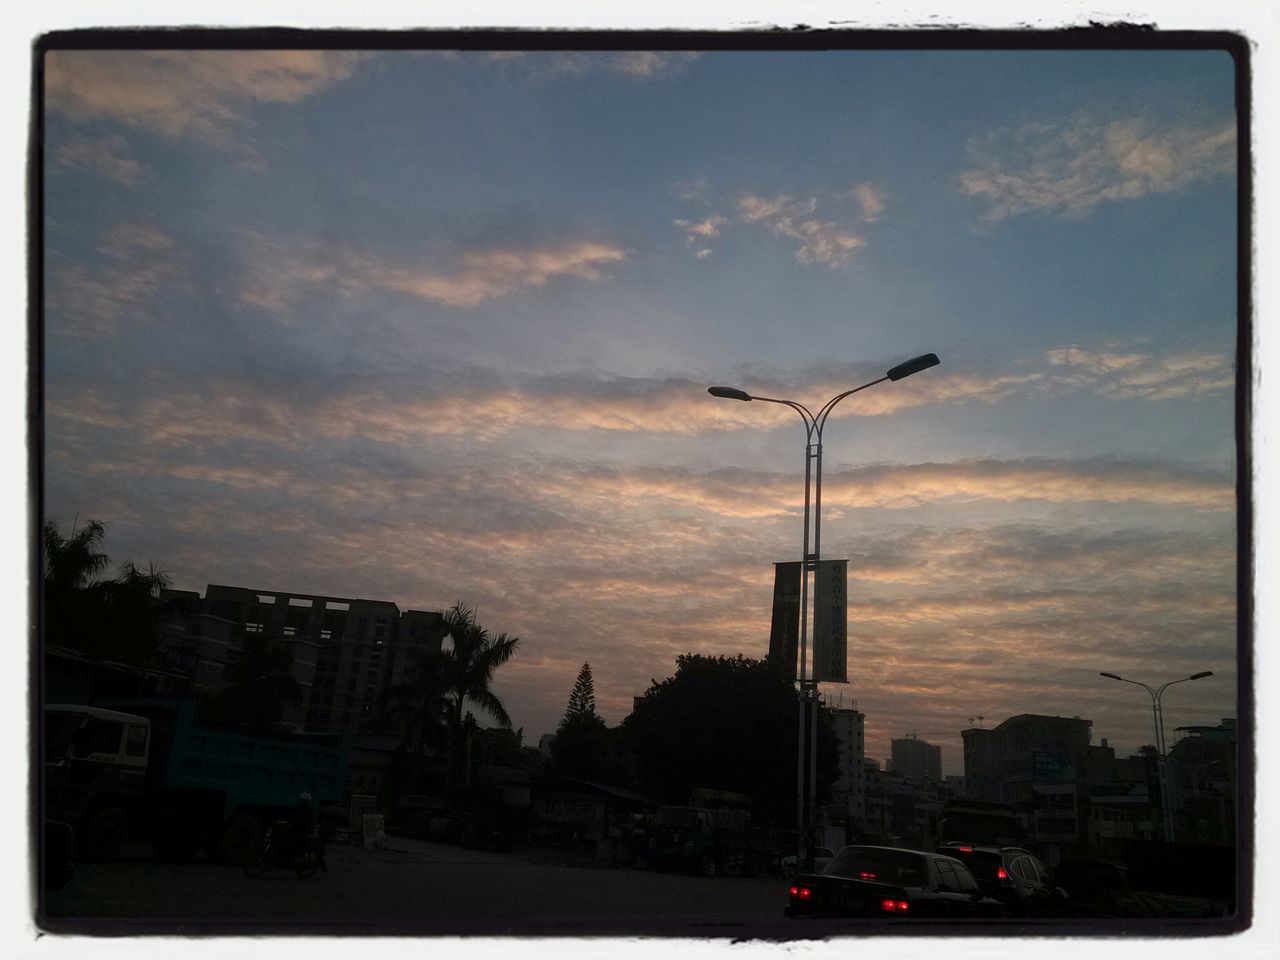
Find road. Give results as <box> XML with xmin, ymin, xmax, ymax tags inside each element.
<box><xmin>39</xmin><ymin>837</ymin><xmax>798</xmax><ymax>937</ymax></box>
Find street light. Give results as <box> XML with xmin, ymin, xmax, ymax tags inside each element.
<box><xmin>709</xmin><ymin>352</ymin><xmax>939</xmax><ymax>871</ymax></box>
<box><xmin>1098</xmin><ymin>670</ymin><xmax>1214</xmax><ymax>841</ymax></box>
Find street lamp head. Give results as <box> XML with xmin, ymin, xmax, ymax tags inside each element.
<box><xmin>1099</xmin><ymin>672</ymin><xmax>1124</xmax><ymax>681</ymax></box>
<box><xmin>886</xmin><ymin>352</ymin><xmax>940</xmax><ymax>381</ymax></box>
<box><xmin>708</xmin><ymin>386</ymin><xmax>752</xmax><ymax>402</ymax></box>
<box><xmin>1189</xmin><ymin>671</ymin><xmax>1214</xmax><ymax>681</ymax></box>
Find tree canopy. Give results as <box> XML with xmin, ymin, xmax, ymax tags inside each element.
<box><xmin>620</xmin><ymin>653</ymin><xmax>837</xmax><ymax>826</ymax></box>
<box><xmin>43</xmin><ymin>517</ymin><xmax>173</xmax><ymax>666</ymax></box>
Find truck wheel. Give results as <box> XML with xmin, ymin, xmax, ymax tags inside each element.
<box><xmin>82</xmin><ymin>808</ymin><xmax>127</xmax><ymax>861</ymax></box>
<box><xmin>220</xmin><ymin>813</ymin><xmax>264</xmax><ymax>866</ymax></box>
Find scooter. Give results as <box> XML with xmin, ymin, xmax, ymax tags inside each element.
<box><xmin>243</xmin><ymin>821</ymin><xmax>327</xmax><ymax>879</ymax></box>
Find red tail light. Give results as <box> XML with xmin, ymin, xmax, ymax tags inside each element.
<box><xmin>997</xmin><ymin>867</ymin><xmax>1009</xmax><ymax>880</ymax></box>
<box><xmin>859</xmin><ymin>871</ymin><xmax>878</xmax><ymax>880</ymax></box>
<box><xmin>790</xmin><ymin>885</ymin><xmax>813</xmax><ymax>901</ymax></box>
<box><xmin>880</xmin><ymin>899</ymin><xmax>910</xmax><ymax>913</ymax></box>
<box><xmin>957</xmin><ymin>846</ymin><xmax>973</xmax><ymax>853</ymax></box>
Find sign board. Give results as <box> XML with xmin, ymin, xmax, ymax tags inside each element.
<box><xmin>361</xmin><ymin>813</ymin><xmax>386</xmax><ymax>850</ymax></box>
<box><xmin>768</xmin><ymin>561</ymin><xmax>801</xmax><ymax>673</ymax></box>
<box><xmin>349</xmin><ymin>794</ymin><xmax>378</xmax><ymax>833</ymax></box>
<box><xmin>813</xmin><ymin>559</ymin><xmax>848</xmax><ymax>683</ymax></box>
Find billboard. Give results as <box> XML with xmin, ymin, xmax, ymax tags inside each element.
<box><xmin>768</xmin><ymin>561</ymin><xmax>801</xmax><ymax>673</ymax></box>
<box><xmin>813</xmin><ymin>559</ymin><xmax>848</xmax><ymax>683</ymax></box>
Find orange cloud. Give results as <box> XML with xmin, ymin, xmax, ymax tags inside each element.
<box><xmin>238</xmin><ymin>236</ymin><xmax>628</xmax><ymax>312</ymax></box>
<box><xmin>45</xmin><ymin>50</ymin><xmax>369</xmax><ymax>145</ymax></box>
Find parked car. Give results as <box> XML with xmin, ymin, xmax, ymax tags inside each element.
<box><xmin>780</xmin><ymin>846</ymin><xmax>835</xmax><ymax>877</ymax></box>
<box><xmin>936</xmin><ymin>842</ymin><xmax>1068</xmax><ymax>917</ymax></box>
<box><xmin>786</xmin><ymin>845</ymin><xmax>1006</xmax><ymax>919</ymax></box>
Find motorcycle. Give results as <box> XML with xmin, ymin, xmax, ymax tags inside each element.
<box><xmin>243</xmin><ymin>821</ymin><xmax>327</xmax><ymax>879</ymax></box>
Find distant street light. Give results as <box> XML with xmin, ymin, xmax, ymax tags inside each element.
<box><xmin>709</xmin><ymin>352</ymin><xmax>939</xmax><ymax>871</ymax></box>
<box><xmin>1098</xmin><ymin>670</ymin><xmax>1214</xmax><ymax>842</ymax></box>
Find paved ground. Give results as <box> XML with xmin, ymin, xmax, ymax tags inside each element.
<box><xmin>39</xmin><ymin>837</ymin><xmax>798</xmax><ymax>937</ymax></box>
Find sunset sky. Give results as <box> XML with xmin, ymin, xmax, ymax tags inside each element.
<box><xmin>40</xmin><ymin>42</ymin><xmax>1241</xmax><ymax>773</ymax></box>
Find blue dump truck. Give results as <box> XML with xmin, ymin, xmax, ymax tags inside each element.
<box><xmin>44</xmin><ymin>699</ymin><xmax>347</xmax><ymax>863</ymax></box>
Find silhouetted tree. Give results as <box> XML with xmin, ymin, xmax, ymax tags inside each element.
<box><xmin>563</xmin><ymin>662</ymin><xmax>597</xmax><ymax>724</ymax></box>
<box><xmin>376</xmin><ymin>646</ymin><xmax>452</xmax><ymax>793</ymax></box>
<box><xmin>43</xmin><ymin>517</ymin><xmax>172</xmax><ymax>665</ymax></box>
<box><xmin>438</xmin><ymin>603</ymin><xmax>520</xmax><ymax>796</ymax></box>
<box><xmin>548</xmin><ymin>661</ymin><xmax>633</xmax><ymax>785</ymax></box>
<box><xmin>620</xmin><ymin>653</ymin><xmax>837</xmax><ymax>825</ymax></box>
<box><xmin>203</xmin><ymin>634</ymin><xmax>300</xmax><ymax>731</ymax></box>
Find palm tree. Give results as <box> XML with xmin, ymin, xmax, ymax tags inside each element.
<box><xmin>437</xmin><ymin>603</ymin><xmax>520</xmax><ymax>797</ymax></box>
<box><xmin>43</xmin><ymin>518</ymin><xmax>110</xmax><ymax>594</ymax></box>
<box><xmin>43</xmin><ymin>518</ymin><xmax>172</xmax><ymax>664</ymax></box>
<box><xmin>43</xmin><ymin>518</ymin><xmax>111</xmax><ymax>651</ymax></box>
<box><xmin>376</xmin><ymin>646</ymin><xmax>453</xmax><ymax>794</ymax></box>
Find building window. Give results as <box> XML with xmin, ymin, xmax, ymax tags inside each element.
<box><xmin>245</xmin><ymin>622</ymin><xmax>263</xmax><ymax>634</ymax></box>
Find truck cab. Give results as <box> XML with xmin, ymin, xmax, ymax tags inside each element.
<box><xmin>45</xmin><ymin>705</ymin><xmax>153</xmax><ymax>859</ymax></box>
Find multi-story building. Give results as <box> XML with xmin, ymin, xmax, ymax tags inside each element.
<box><xmin>165</xmin><ymin>584</ymin><xmax>447</xmax><ymax>734</ymax></box>
<box><xmin>1167</xmin><ymin>718</ymin><xmax>1237</xmax><ymax>846</ymax></box>
<box><xmin>827</xmin><ymin>707</ymin><xmax>866</xmax><ymax>824</ymax></box>
<box><xmin>890</xmin><ymin>734</ymin><xmax>942</xmax><ymax>781</ymax></box>
<box><xmin>862</xmin><ymin>767</ymin><xmax>943</xmax><ymax>845</ymax></box>
<box><xmin>962</xmin><ymin>714</ymin><xmax>1093</xmax><ymax>804</ymax></box>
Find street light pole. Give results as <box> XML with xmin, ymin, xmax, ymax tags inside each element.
<box><xmin>1098</xmin><ymin>670</ymin><xmax>1213</xmax><ymax>842</ymax></box>
<box><xmin>710</xmin><ymin>352</ymin><xmax>939</xmax><ymax>871</ymax></box>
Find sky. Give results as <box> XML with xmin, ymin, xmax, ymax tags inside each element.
<box><xmin>38</xmin><ymin>41</ymin><xmax>1242</xmax><ymax>776</ymax></box>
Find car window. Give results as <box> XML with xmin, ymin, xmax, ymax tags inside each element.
<box><xmin>125</xmin><ymin>723</ymin><xmax>148</xmax><ymax>758</ymax></box>
<box><xmin>942</xmin><ymin>847</ymin><xmax>1002</xmax><ymax>879</ymax></box>
<box><xmin>73</xmin><ymin>718</ymin><xmax>123</xmax><ymax>758</ymax></box>
<box><xmin>1012</xmin><ymin>856</ymin><xmax>1038</xmax><ymax>882</ymax></box>
<box><xmin>1028</xmin><ymin>856</ymin><xmax>1048</xmax><ymax>883</ymax></box>
<box><xmin>827</xmin><ymin>848</ymin><xmax>926</xmax><ymax>886</ymax></box>
<box><xmin>816</xmin><ymin>847</ymin><xmax>835</xmax><ymax>860</ymax></box>
<box><xmin>934</xmin><ymin>859</ymin><xmax>961</xmax><ymax>893</ymax></box>
<box><xmin>952</xmin><ymin>861</ymin><xmax>980</xmax><ymax>893</ymax></box>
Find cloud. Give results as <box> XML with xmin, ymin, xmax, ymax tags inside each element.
<box><xmin>850</xmin><ymin>182</ymin><xmax>887</xmax><ymax>221</ymax></box>
<box><xmin>238</xmin><ymin>235</ymin><xmax>628</xmax><ymax>312</ymax></box>
<box><xmin>1043</xmin><ymin>347</ymin><xmax>1234</xmax><ymax>400</ymax></box>
<box><xmin>483</xmin><ymin>51</ymin><xmax>699</xmax><ymax>80</ymax></box>
<box><xmin>46</xmin><ymin>370</ymin><xmax>1234</xmax><ymax>516</ymax></box>
<box><xmin>737</xmin><ymin>192</ymin><xmax>866</xmax><ymax>266</ymax></box>
<box><xmin>46</xmin><ymin>222</ymin><xmax>185</xmax><ymax>337</ymax></box>
<box><xmin>44</xmin><ymin>50</ymin><xmax>369</xmax><ymax>145</ymax></box>
<box><xmin>45</xmin><ymin>404</ymin><xmax>1236</xmax><ymax>753</ymax></box>
<box><xmin>673</xmin><ymin>215</ymin><xmax>728</xmax><ymax>259</ymax></box>
<box><xmin>959</xmin><ymin>116</ymin><xmax>1236</xmax><ymax>221</ymax></box>
<box><xmin>52</xmin><ymin>134</ymin><xmax>145</xmax><ymax>185</ymax></box>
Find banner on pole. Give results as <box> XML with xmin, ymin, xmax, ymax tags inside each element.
<box><xmin>813</xmin><ymin>559</ymin><xmax>848</xmax><ymax>683</ymax></box>
<box><xmin>768</xmin><ymin>561</ymin><xmax>801</xmax><ymax>674</ymax></box>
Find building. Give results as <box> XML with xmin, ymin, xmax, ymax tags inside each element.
<box><xmin>166</xmin><ymin>584</ymin><xmax>448</xmax><ymax>734</ymax></box>
<box><xmin>962</xmin><ymin>714</ymin><xmax>1093</xmax><ymax>804</ymax></box>
<box><xmin>1167</xmin><ymin>718</ymin><xmax>1238</xmax><ymax>846</ymax></box>
<box><xmin>827</xmin><ymin>707</ymin><xmax>866</xmax><ymax>824</ymax></box>
<box><xmin>890</xmin><ymin>734</ymin><xmax>942</xmax><ymax>781</ymax></box>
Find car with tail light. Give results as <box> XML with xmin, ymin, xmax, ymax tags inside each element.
<box><xmin>785</xmin><ymin>845</ymin><xmax>1006</xmax><ymax>919</ymax></box>
<box><xmin>936</xmin><ymin>842</ymin><xmax>1068</xmax><ymax>917</ymax></box>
